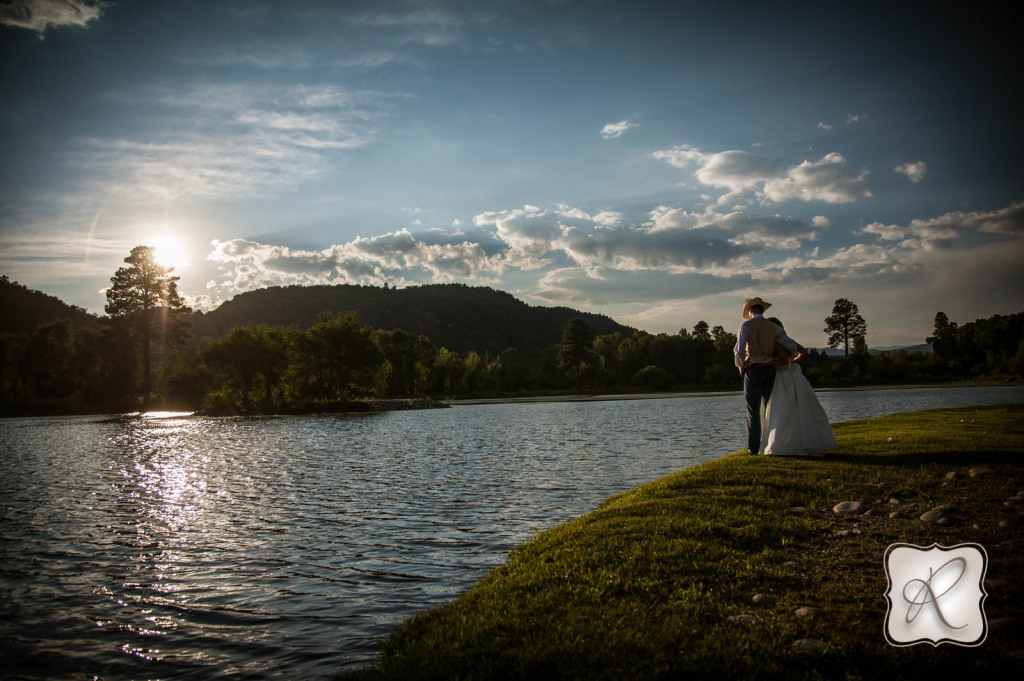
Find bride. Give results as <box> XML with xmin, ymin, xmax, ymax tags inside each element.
<box><xmin>759</xmin><ymin>318</ymin><xmax>837</xmax><ymax>457</ymax></box>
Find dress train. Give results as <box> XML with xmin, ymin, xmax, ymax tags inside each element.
<box><xmin>759</xmin><ymin>363</ymin><xmax>837</xmax><ymax>456</ymax></box>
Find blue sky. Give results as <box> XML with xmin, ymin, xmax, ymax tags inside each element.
<box><xmin>2</xmin><ymin>0</ymin><xmax>1022</xmax><ymax>347</ymax></box>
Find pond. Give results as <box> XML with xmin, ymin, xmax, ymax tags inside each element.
<box><xmin>2</xmin><ymin>385</ymin><xmax>1022</xmax><ymax>679</ymax></box>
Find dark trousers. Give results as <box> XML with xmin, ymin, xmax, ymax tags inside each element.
<box><xmin>743</xmin><ymin>365</ymin><xmax>776</xmax><ymax>454</ymax></box>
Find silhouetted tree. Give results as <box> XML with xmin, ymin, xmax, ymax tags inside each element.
<box><xmin>852</xmin><ymin>335</ymin><xmax>869</xmax><ymax>356</ymax></box>
<box><xmin>494</xmin><ymin>346</ymin><xmax>529</xmax><ymax>393</ymax></box>
<box><xmin>926</xmin><ymin>311</ymin><xmax>958</xmax><ymax>361</ymax></box>
<box><xmin>105</xmin><ymin>246</ymin><xmax>191</xmax><ymax>405</ymax></box>
<box><xmin>22</xmin><ymin>319</ymin><xmax>76</xmax><ymax>399</ymax></box>
<box><xmin>204</xmin><ymin>324</ymin><xmax>288</xmax><ymax>410</ymax></box>
<box><xmin>558</xmin><ymin>318</ymin><xmax>597</xmax><ymax>390</ymax></box>
<box><xmin>823</xmin><ymin>298</ymin><xmax>866</xmax><ymax>358</ymax></box>
<box><xmin>293</xmin><ymin>312</ymin><xmax>381</xmax><ymax>401</ymax></box>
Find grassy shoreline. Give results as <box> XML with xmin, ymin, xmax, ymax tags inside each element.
<box><xmin>344</xmin><ymin>403</ymin><xmax>1024</xmax><ymax>679</ymax></box>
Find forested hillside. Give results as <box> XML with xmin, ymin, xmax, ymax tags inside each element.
<box><xmin>3</xmin><ymin>271</ymin><xmax>1021</xmax><ymax>416</ymax></box>
<box><xmin>189</xmin><ymin>283</ymin><xmax>633</xmax><ymax>354</ymax></box>
<box><xmin>0</xmin><ymin>276</ymin><xmax>98</xmax><ymax>334</ymax></box>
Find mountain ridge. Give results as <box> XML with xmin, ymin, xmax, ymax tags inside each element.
<box><xmin>1</xmin><ymin>277</ymin><xmax>635</xmax><ymax>355</ymax></box>
<box><xmin>189</xmin><ymin>283</ymin><xmax>634</xmax><ymax>354</ymax></box>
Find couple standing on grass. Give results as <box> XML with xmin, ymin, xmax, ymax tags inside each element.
<box><xmin>734</xmin><ymin>297</ymin><xmax>838</xmax><ymax>457</ymax></box>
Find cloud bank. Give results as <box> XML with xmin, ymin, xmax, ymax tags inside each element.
<box><xmin>200</xmin><ymin>199</ymin><xmax>837</xmax><ymax>307</ymax></box>
<box><xmin>192</xmin><ymin>198</ymin><xmax>1024</xmax><ymax>348</ymax></box>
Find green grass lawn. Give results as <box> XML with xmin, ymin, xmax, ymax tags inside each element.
<box><xmin>343</xmin><ymin>404</ymin><xmax>1024</xmax><ymax>680</ymax></box>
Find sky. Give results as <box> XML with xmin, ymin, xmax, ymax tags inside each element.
<box><xmin>2</xmin><ymin>0</ymin><xmax>1022</xmax><ymax>348</ymax></box>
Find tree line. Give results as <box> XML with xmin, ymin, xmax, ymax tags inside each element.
<box><xmin>1</xmin><ymin>249</ymin><xmax>1021</xmax><ymax>415</ymax></box>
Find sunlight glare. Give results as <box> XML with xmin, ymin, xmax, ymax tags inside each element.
<box><xmin>151</xmin><ymin>235</ymin><xmax>189</xmax><ymax>271</ymax></box>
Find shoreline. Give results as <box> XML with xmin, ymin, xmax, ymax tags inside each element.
<box><xmin>448</xmin><ymin>380</ymin><xmax>1012</xmax><ymax>406</ymax></box>
<box><xmin>2</xmin><ymin>382</ymin><xmax>1012</xmax><ymax>419</ymax></box>
<box><xmin>348</xmin><ymin>403</ymin><xmax>1024</xmax><ymax>679</ymax></box>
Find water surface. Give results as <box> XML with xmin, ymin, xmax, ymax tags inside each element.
<box><xmin>1</xmin><ymin>386</ymin><xmax>1022</xmax><ymax>679</ymax></box>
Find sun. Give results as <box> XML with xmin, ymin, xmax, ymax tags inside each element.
<box><xmin>150</xmin><ymin>235</ymin><xmax>189</xmax><ymax>271</ymax></box>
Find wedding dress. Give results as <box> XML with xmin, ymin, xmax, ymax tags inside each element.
<box><xmin>759</xmin><ymin>362</ymin><xmax>837</xmax><ymax>456</ymax></box>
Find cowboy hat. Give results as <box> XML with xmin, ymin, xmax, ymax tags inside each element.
<box><xmin>741</xmin><ymin>297</ymin><xmax>772</xmax><ymax>319</ymax></box>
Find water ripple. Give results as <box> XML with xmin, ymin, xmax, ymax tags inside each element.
<box><xmin>2</xmin><ymin>387</ymin><xmax>1022</xmax><ymax>679</ymax></box>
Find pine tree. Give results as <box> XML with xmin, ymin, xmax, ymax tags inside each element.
<box><xmin>926</xmin><ymin>311</ymin><xmax>958</xmax><ymax>360</ymax></box>
<box><xmin>823</xmin><ymin>298</ymin><xmax>867</xmax><ymax>358</ymax></box>
<box><xmin>105</xmin><ymin>246</ymin><xmax>191</xmax><ymax>405</ymax></box>
<box><xmin>558</xmin><ymin>318</ymin><xmax>597</xmax><ymax>390</ymax></box>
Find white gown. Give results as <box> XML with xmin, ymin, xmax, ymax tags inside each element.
<box><xmin>759</xmin><ymin>363</ymin><xmax>837</xmax><ymax>456</ymax></box>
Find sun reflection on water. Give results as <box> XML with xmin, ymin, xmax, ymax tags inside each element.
<box><xmin>101</xmin><ymin>415</ymin><xmax>233</xmax><ymax>662</ymax></box>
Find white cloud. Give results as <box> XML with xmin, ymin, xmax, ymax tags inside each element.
<box><xmin>895</xmin><ymin>161</ymin><xmax>928</xmax><ymax>183</ymax></box>
<box><xmin>817</xmin><ymin>122</ymin><xmax>832</xmax><ymax>130</ymax></box>
<box><xmin>761</xmin><ymin>152</ymin><xmax>871</xmax><ymax>204</ymax></box>
<box><xmin>0</xmin><ymin>0</ymin><xmax>102</xmax><ymax>32</ymax></box>
<box><xmin>556</xmin><ymin>204</ymin><xmax>592</xmax><ymax>221</ymax></box>
<box><xmin>473</xmin><ymin>206</ymin><xmax>562</xmax><ymax>269</ymax></box>
<box><xmin>651</xmin><ymin>144</ymin><xmax>709</xmax><ymax>169</ymax></box>
<box><xmin>847</xmin><ymin>113</ymin><xmax>869</xmax><ymax>124</ymax></box>
<box><xmin>654</xmin><ymin>146</ymin><xmax>871</xmax><ymax>205</ymax></box>
<box><xmin>695</xmin><ymin>151</ymin><xmax>785</xmax><ymax>192</ymax></box>
<box><xmin>591</xmin><ymin>210</ymin><xmax>622</xmax><ymax>227</ymax></box>
<box><xmin>554</xmin><ymin>204</ymin><xmax>621</xmax><ymax>226</ymax></box>
<box><xmin>600</xmin><ymin>120</ymin><xmax>638</xmax><ymax>139</ymax></box>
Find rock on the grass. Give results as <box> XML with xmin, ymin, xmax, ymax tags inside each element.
<box><xmin>726</xmin><ymin>614</ymin><xmax>758</xmax><ymax>625</ymax></box>
<box><xmin>795</xmin><ymin>606</ymin><xmax>829</xmax><ymax>618</ymax></box>
<box><xmin>833</xmin><ymin>501</ymin><xmax>866</xmax><ymax>515</ymax></box>
<box><xmin>969</xmin><ymin>467</ymin><xmax>993</xmax><ymax>478</ymax></box>
<box><xmin>920</xmin><ymin>504</ymin><xmax>961</xmax><ymax>525</ymax></box>
<box><xmin>752</xmin><ymin>594</ymin><xmax>776</xmax><ymax>607</ymax></box>
<box><xmin>793</xmin><ymin>638</ymin><xmax>826</xmax><ymax>651</ymax></box>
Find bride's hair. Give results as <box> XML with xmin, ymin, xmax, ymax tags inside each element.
<box><xmin>767</xmin><ymin>316</ymin><xmax>784</xmax><ymax>330</ymax></box>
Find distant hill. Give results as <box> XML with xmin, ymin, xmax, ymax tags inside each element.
<box><xmin>872</xmin><ymin>343</ymin><xmax>932</xmax><ymax>354</ymax></box>
<box><xmin>0</xmin><ymin>275</ymin><xmax>99</xmax><ymax>335</ymax></box>
<box><xmin>810</xmin><ymin>344</ymin><xmax>932</xmax><ymax>356</ymax></box>
<box><xmin>189</xmin><ymin>283</ymin><xmax>635</xmax><ymax>354</ymax></box>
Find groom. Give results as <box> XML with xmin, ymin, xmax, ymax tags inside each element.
<box><xmin>734</xmin><ymin>297</ymin><xmax>798</xmax><ymax>455</ymax></box>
